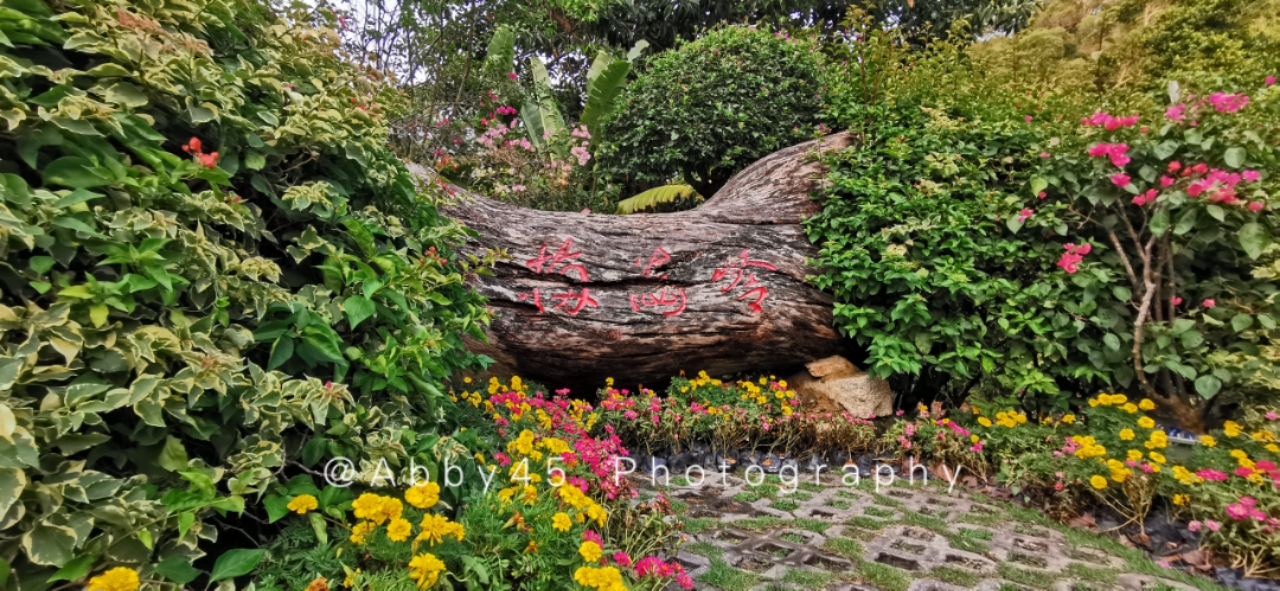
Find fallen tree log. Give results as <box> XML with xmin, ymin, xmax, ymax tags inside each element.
<box><xmin>410</xmin><ymin>132</ymin><xmax>853</xmax><ymax>393</ymax></box>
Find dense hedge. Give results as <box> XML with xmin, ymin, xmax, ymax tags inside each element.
<box><xmin>0</xmin><ymin>0</ymin><xmax>489</xmax><ymax>585</ymax></box>
<box><xmin>601</xmin><ymin>26</ymin><xmax>824</xmax><ymax>197</ymax></box>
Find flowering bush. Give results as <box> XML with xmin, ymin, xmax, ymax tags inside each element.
<box><xmin>1018</xmin><ymin>80</ymin><xmax>1279</xmax><ymax>431</ymax></box>
<box><xmin>808</xmin><ymin>74</ymin><xmax>1279</xmax><ymax>426</ymax></box>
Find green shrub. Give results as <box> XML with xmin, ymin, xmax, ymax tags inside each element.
<box><xmin>601</xmin><ymin>25</ymin><xmax>823</xmax><ymax>196</ymax></box>
<box><xmin>0</xmin><ymin>0</ymin><xmax>488</xmax><ymax>585</ymax></box>
<box><xmin>807</xmin><ymin>76</ymin><xmax>1279</xmax><ymax>423</ymax></box>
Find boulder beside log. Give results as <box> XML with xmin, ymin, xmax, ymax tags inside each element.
<box><xmin>788</xmin><ymin>355</ymin><xmax>894</xmax><ymax>419</ymax></box>
<box><xmin>412</xmin><ymin>133</ymin><xmax>854</xmax><ymax>392</ymax></box>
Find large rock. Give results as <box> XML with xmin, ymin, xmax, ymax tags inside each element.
<box><xmin>789</xmin><ymin>355</ymin><xmax>894</xmax><ymax>418</ymax></box>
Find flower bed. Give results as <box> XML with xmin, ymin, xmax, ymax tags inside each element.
<box><xmin>593</xmin><ymin>371</ymin><xmax>1280</xmax><ymax>579</ymax></box>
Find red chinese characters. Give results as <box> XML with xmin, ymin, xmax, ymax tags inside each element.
<box><xmin>526</xmin><ymin>238</ymin><xmax>588</xmax><ymax>282</ymax></box>
<box><xmin>520</xmin><ymin>238</ymin><xmax>597</xmax><ymax>316</ymax></box>
<box><xmin>634</xmin><ymin>247</ymin><xmax>671</xmax><ymax>279</ymax></box>
<box><xmin>628</xmin><ymin>288</ymin><xmax>687</xmax><ymax>317</ymax></box>
<box><xmin>712</xmin><ymin>250</ymin><xmax>778</xmax><ymax>314</ymax></box>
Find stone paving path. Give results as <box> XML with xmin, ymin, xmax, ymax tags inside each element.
<box><xmin>633</xmin><ymin>473</ymin><xmax>1221</xmax><ymax>591</ymax></box>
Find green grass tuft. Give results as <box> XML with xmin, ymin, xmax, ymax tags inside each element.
<box><xmin>823</xmin><ymin>537</ymin><xmax>864</xmax><ymax>560</ymax></box>
<box><xmin>792</xmin><ymin>518</ymin><xmax>833</xmax><ymax>533</ymax></box>
<box><xmin>697</xmin><ymin>559</ymin><xmax>760</xmax><ymax>591</ymax></box>
<box><xmin>782</xmin><ymin>568</ymin><xmax>837</xmax><ymax>587</ymax></box>
<box><xmin>732</xmin><ymin>491</ymin><xmax>761</xmax><ymax>503</ymax></box>
<box><xmin>684</xmin><ymin>541</ymin><xmax>724</xmax><ymax>559</ymax></box>
<box><xmin>931</xmin><ymin>565</ymin><xmax>983</xmax><ymax>587</ymax></box>
<box><xmin>865</xmin><ymin>506</ymin><xmax>896</xmax><ymax>519</ymax></box>
<box><xmin>770</xmin><ymin>498</ymin><xmax>801</xmax><ymax>511</ymax></box>
<box><xmin>998</xmin><ymin>563</ymin><xmax>1058</xmax><ymax>590</ymax></box>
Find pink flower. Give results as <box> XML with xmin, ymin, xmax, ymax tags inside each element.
<box><xmin>1125</xmin><ymin>459</ymin><xmax>1139</xmax><ymax>468</ymax></box>
<box><xmin>1040</xmin><ymin>152</ymin><xmax>1051</xmax><ymax>158</ymax></box>
<box><xmin>1266</xmin><ymin>412</ymin><xmax>1278</xmax><ymax>421</ymax></box>
<box><xmin>1240</xmin><ymin>496</ymin><xmax>1258</xmax><ymax>508</ymax></box>
<box><xmin>1206</xmin><ymin>519</ymin><xmax>1221</xmax><ymax>532</ymax></box>
<box><xmin>1038</xmin><ymin>191</ymin><xmax>1047</xmax><ymax>199</ymax></box>
<box><xmin>1197</xmin><ymin>468</ymin><xmax>1229</xmax><ymax>481</ymax></box>
<box><xmin>1054</xmin><ymin>482</ymin><xmax>1064</xmax><ymax>491</ymax></box>
<box><xmin>1025</xmin><ymin>116</ymin><xmax>1033</xmax><ymax>122</ymax></box>
<box><xmin>1111</xmin><ymin>173</ymin><xmax>1131</xmax><ymax>187</ymax></box>
<box><xmin>1171</xmin><ymin>296</ymin><xmax>1183</xmax><ymax>306</ymax></box>
<box><xmin>613</xmin><ymin>552</ymin><xmax>632</xmax><ymax>567</ymax></box>
<box><xmin>1235</xmin><ymin>467</ymin><xmax>1254</xmax><ymax>478</ymax></box>
<box><xmin>1250</xmin><ymin>202</ymin><xmax>1265</xmax><ymax>212</ymax></box>
<box><xmin>1243</xmin><ymin>170</ymin><xmax>1261</xmax><ymax>183</ymax></box>
<box><xmin>1208</xmin><ymin>92</ymin><xmax>1249</xmax><ymax>113</ymax></box>
<box><xmin>1018</xmin><ymin>208</ymin><xmax>1034</xmax><ymax>222</ymax></box>
<box><xmin>1140</xmin><ymin>463</ymin><xmax>1155</xmax><ymax>473</ymax></box>
<box><xmin>1227</xmin><ymin>503</ymin><xmax>1249</xmax><ymax>520</ymax></box>
<box><xmin>1165</xmin><ymin>104</ymin><xmax>1186</xmax><ymax>122</ymax></box>
<box><xmin>1057</xmin><ymin>243</ymin><xmax>1091</xmax><ymax>274</ymax></box>
<box><xmin>1268</xmin><ymin>76</ymin><xmax>1277</xmax><ymax>86</ymax></box>
<box><xmin>1168</xmin><ymin>161</ymin><xmax>1182</xmax><ymax>173</ymax></box>
<box><xmin>1160</xmin><ymin>176</ymin><xmax>1175</xmax><ymax>187</ymax></box>
<box><xmin>507</xmin><ymin>72</ymin><xmax>518</xmax><ymax>80</ymax></box>
<box><xmin>1203</xmin><ymin>299</ymin><xmax>1216</xmax><ymax>308</ymax></box>
<box><xmin>1188</xmin><ymin>520</ymin><xmax>1202</xmax><ymax>532</ymax></box>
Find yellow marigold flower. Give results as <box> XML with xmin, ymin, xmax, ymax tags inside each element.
<box><xmin>1172</xmin><ymin>494</ymin><xmax>1189</xmax><ymax>506</ymax></box>
<box><xmin>1139</xmin><ymin>398</ymin><xmax>1155</xmax><ymax>411</ymax></box>
<box><xmin>1088</xmin><ymin>398</ymin><xmax>1099</xmax><ymax>407</ymax></box>
<box><xmin>525</xmin><ymin>539</ymin><xmax>539</xmax><ymax>554</ymax></box>
<box><xmin>1224</xmin><ymin>421</ymin><xmax>1242</xmax><ymax>437</ymax></box>
<box><xmin>579</xmin><ymin>540</ymin><xmax>603</xmax><ymax>563</ymax></box>
<box><xmin>1230</xmin><ymin>449</ymin><xmax>1248</xmax><ymax>460</ymax></box>
<box><xmin>978</xmin><ymin>417</ymin><xmax>993</xmax><ymax>428</ymax></box>
<box><xmin>387</xmin><ymin>518</ymin><xmax>412</xmax><ymax>542</ymax></box>
<box><xmin>343</xmin><ymin>568</ymin><xmax>361</xmax><ymax>588</ymax></box>
<box><xmin>1119</xmin><ymin>429</ymin><xmax>1135</xmax><ymax>441</ymax></box>
<box><xmin>1122</xmin><ymin>403</ymin><xmax>1139</xmax><ymax>414</ymax></box>
<box><xmin>350</xmin><ymin>520</ymin><xmax>376</xmax><ymax>545</ymax></box>
<box><xmin>1201</xmin><ymin>435</ymin><xmax>1217</xmax><ymax>447</ymax></box>
<box><xmin>406</xmin><ymin>482</ymin><xmax>441</xmax><ymax>509</ymax></box>
<box><xmin>408</xmin><ymin>553</ymin><xmax>446</xmax><ymax>589</ymax></box>
<box><xmin>352</xmin><ymin>493</ymin><xmax>401</xmax><ymax>525</ymax></box>
<box><xmin>586</xmin><ymin>503</ymin><xmax>608</xmax><ymax>526</ymax></box>
<box><xmin>1090</xmin><ymin>475</ymin><xmax>1108</xmax><ymax>490</ymax></box>
<box><xmin>1110</xmin><ymin>394</ymin><xmax>1128</xmax><ymax>405</ymax></box>
<box><xmin>1267</xmin><ymin>444</ymin><xmax>1280</xmax><ymax>454</ymax></box>
<box><xmin>463</xmin><ymin>376</ymin><xmax>472</xmax><ymax>383</ymax></box>
<box><xmin>1149</xmin><ymin>452</ymin><xmax>1166</xmax><ymax>464</ymax></box>
<box><xmin>1062</xmin><ymin>414</ymin><xmax>1076</xmax><ymax>424</ymax></box>
<box><xmin>575</xmin><ymin>566</ymin><xmax>626</xmax><ymax>591</ymax></box>
<box><xmin>552</xmin><ymin>512</ymin><xmax>572</xmax><ymax>532</ymax></box>
<box><xmin>417</xmin><ymin>514</ymin><xmax>464</xmax><ymax>546</ymax></box>
<box><xmin>87</xmin><ymin>567</ymin><xmax>140</xmax><ymax>591</ymax></box>
<box><xmin>288</xmin><ymin>494</ymin><xmax>319</xmax><ymax>515</ymax></box>
<box><xmin>970</xmin><ymin>434</ymin><xmax>980</xmax><ymax>443</ymax></box>
<box><xmin>1137</xmin><ymin>417</ymin><xmax>1155</xmax><ymax>429</ymax></box>
<box><xmin>1127</xmin><ymin>449</ymin><xmax>1143</xmax><ymax>461</ymax></box>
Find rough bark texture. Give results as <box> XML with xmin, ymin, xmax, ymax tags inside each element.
<box><xmin>409</xmin><ymin>133</ymin><xmax>852</xmax><ymax>392</ymax></box>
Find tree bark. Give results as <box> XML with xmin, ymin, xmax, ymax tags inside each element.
<box><xmin>409</xmin><ymin>133</ymin><xmax>852</xmax><ymax>393</ymax></box>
